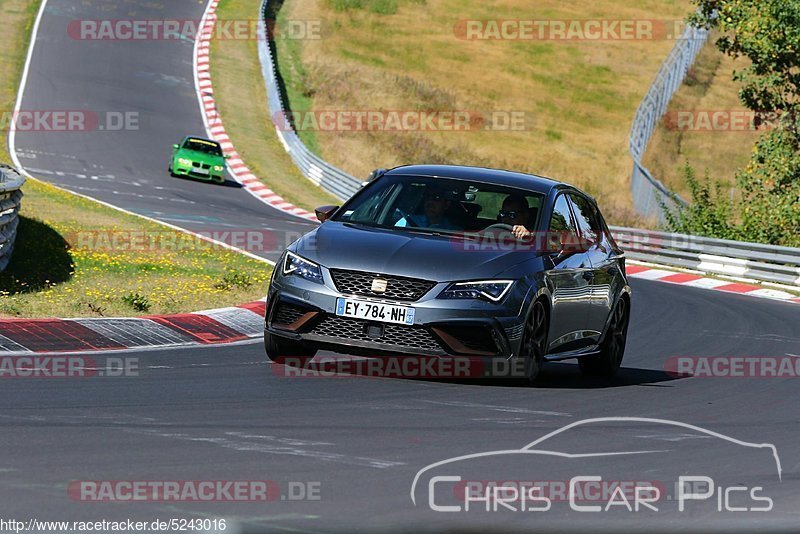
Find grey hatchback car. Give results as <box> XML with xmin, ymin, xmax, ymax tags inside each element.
<box><xmin>264</xmin><ymin>165</ymin><xmax>631</xmax><ymax>382</ymax></box>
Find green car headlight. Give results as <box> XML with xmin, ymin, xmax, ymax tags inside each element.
<box><xmin>213</xmin><ymin>165</ymin><xmax>224</xmax><ymax>172</ymax></box>
<box><xmin>178</xmin><ymin>158</ymin><xmax>191</xmax><ymax>165</ymax></box>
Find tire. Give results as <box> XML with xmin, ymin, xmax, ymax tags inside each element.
<box><xmin>579</xmin><ymin>296</ymin><xmax>629</xmax><ymax>377</ymax></box>
<box><xmin>519</xmin><ymin>299</ymin><xmax>548</xmax><ymax>385</ymax></box>
<box><xmin>168</xmin><ymin>164</ymin><xmax>177</xmax><ymax>177</ymax></box>
<box><xmin>264</xmin><ymin>331</ymin><xmax>317</xmax><ymax>368</ymax></box>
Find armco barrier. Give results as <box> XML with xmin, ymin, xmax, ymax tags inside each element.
<box><xmin>0</xmin><ymin>164</ymin><xmax>25</xmax><ymax>272</ymax></box>
<box><xmin>628</xmin><ymin>23</ymin><xmax>709</xmax><ymax>221</ymax></box>
<box><xmin>258</xmin><ymin>0</ymin><xmax>361</xmax><ymax>202</ymax></box>
<box><xmin>611</xmin><ymin>226</ymin><xmax>800</xmax><ymax>288</ymax></box>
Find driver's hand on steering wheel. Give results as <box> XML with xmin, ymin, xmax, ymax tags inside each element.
<box><xmin>512</xmin><ymin>225</ymin><xmax>531</xmax><ymax>239</ymax></box>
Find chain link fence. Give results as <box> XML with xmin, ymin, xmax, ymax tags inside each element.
<box><xmin>628</xmin><ymin>24</ymin><xmax>709</xmax><ymax>222</ymax></box>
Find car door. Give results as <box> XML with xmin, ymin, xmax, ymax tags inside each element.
<box><xmin>543</xmin><ymin>193</ymin><xmax>594</xmax><ymax>354</ymax></box>
<box><xmin>568</xmin><ymin>193</ymin><xmax>614</xmax><ymax>343</ymax></box>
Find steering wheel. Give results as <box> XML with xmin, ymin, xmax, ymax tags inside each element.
<box><xmin>393</xmin><ymin>208</ymin><xmax>420</xmax><ymax>227</ymax></box>
<box><xmin>483</xmin><ymin>223</ymin><xmax>515</xmax><ymax>231</ymax></box>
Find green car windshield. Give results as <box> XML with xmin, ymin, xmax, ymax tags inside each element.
<box><xmin>183</xmin><ymin>138</ymin><xmax>222</xmax><ymax>156</ymax></box>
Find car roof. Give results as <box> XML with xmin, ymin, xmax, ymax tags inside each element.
<box><xmin>183</xmin><ymin>136</ymin><xmax>220</xmax><ymax>146</ymax></box>
<box><xmin>383</xmin><ymin>164</ymin><xmax>573</xmax><ymax>197</ymax></box>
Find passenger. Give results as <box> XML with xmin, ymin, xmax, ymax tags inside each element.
<box><xmin>396</xmin><ymin>187</ymin><xmax>461</xmax><ymax>230</ymax></box>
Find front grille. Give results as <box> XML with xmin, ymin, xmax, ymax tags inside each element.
<box><xmin>309</xmin><ymin>316</ymin><xmax>443</xmax><ymax>353</ymax></box>
<box><xmin>330</xmin><ymin>269</ymin><xmax>436</xmax><ymax>302</ymax></box>
<box><xmin>505</xmin><ymin>323</ymin><xmax>525</xmax><ymax>341</ymax></box>
<box><xmin>191</xmin><ymin>162</ymin><xmax>212</xmax><ymax>169</ymax></box>
<box><xmin>272</xmin><ymin>302</ymin><xmax>307</xmax><ymax>326</ymax></box>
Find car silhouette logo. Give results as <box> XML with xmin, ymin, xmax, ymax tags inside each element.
<box><xmin>371</xmin><ymin>278</ymin><xmax>388</xmax><ymax>293</ymax></box>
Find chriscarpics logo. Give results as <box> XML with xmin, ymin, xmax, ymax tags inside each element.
<box><xmin>411</xmin><ymin>417</ymin><xmax>782</xmax><ymax>516</ymax></box>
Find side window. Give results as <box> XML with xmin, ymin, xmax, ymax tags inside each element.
<box><xmin>549</xmin><ymin>194</ymin><xmax>578</xmax><ymax>235</ymax></box>
<box><xmin>568</xmin><ymin>194</ymin><xmax>601</xmax><ymax>243</ymax></box>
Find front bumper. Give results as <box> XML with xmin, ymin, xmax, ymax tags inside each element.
<box><xmin>265</xmin><ymin>271</ymin><xmax>529</xmax><ymax>361</ymax></box>
<box><xmin>172</xmin><ymin>161</ymin><xmax>225</xmax><ymax>182</ymax></box>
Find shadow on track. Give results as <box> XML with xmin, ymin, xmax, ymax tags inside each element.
<box><xmin>0</xmin><ymin>215</ymin><xmax>74</xmax><ymax>296</ymax></box>
<box><xmin>272</xmin><ymin>357</ymin><xmax>686</xmax><ymax>390</ymax></box>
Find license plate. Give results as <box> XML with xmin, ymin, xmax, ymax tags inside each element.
<box><xmin>194</xmin><ymin>167</ymin><xmax>209</xmax><ymax>175</ymax></box>
<box><xmin>336</xmin><ymin>298</ymin><xmax>415</xmax><ymax>325</ymax></box>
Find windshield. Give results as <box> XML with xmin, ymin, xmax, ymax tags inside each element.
<box><xmin>182</xmin><ymin>138</ymin><xmax>222</xmax><ymax>156</ymax></box>
<box><xmin>333</xmin><ymin>174</ymin><xmax>543</xmax><ymax>234</ymax></box>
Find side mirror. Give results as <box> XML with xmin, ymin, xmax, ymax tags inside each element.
<box><xmin>224</xmin><ymin>154</ymin><xmax>231</xmax><ymax>159</ymax></box>
<box><xmin>315</xmin><ymin>205</ymin><xmax>339</xmax><ymax>223</ymax></box>
<box><xmin>172</xmin><ymin>144</ymin><xmax>179</xmax><ymax>149</ymax></box>
<box><xmin>367</xmin><ymin>168</ymin><xmax>386</xmax><ymax>182</ymax></box>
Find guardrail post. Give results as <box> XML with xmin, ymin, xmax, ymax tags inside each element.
<box><xmin>0</xmin><ymin>164</ymin><xmax>25</xmax><ymax>272</ymax></box>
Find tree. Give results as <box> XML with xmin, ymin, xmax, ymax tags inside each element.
<box><xmin>683</xmin><ymin>0</ymin><xmax>800</xmax><ymax>246</ymax></box>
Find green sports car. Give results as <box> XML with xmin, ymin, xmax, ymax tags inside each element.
<box><xmin>169</xmin><ymin>136</ymin><xmax>228</xmax><ymax>184</ymax></box>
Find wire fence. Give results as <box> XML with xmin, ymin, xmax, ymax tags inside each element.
<box><xmin>0</xmin><ymin>164</ymin><xmax>25</xmax><ymax>272</ymax></box>
<box><xmin>628</xmin><ymin>24</ymin><xmax>709</xmax><ymax>222</ymax></box>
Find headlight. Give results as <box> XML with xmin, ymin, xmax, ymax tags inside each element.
<box><xmin>178</xmin><ymin>158</ymin><xmax>191</xmax><ymax>165</ymax></box>
<box><xmin>282</xmin><ymin>251</ymin><xmax>323</xmax><ymax>284</ymax></box>
<box><xmin>213</xmin><ymin>165</ymin><xmax>224</xmax><ymax>171</ymax></box>
<box><xmin>438</xmin><ymin>280</ymin><xmax>514</xmax><ymax>302</ymax></box>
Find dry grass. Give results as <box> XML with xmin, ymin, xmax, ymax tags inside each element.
<box><xmin>277</xmin><ymin>0</ymin><xmax>694</xmax><ymax>226</ymax></box>
<box><xmin>209</xmin><ymin>0</ymin><xmax>340</xmax><ymax>209</ymax></box>
<box><xmin>642</xmin><ymin>37</ymin><xmax>758</xmax><ymax>200</ymax></box>
<box><xmin>0</xmin><ymin>0</ymin><xmax>41</xmax><ymax>157</ymax></box>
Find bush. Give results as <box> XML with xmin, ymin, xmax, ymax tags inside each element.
<box><xmin>662</xmin><ymin>164</ymin><xmax>739</xmax><ymax>240</ymax></box>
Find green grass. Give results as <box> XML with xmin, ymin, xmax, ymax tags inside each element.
<box><xmin>0</xmin><ymin>181</ymin><xmax>272</xmax><ymax>318</ymax></box>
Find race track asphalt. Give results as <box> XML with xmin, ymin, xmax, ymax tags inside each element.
<box><xmin>5</xmin><ymin>0</ymin><xmax>800</xmax><ymax>531</ymax></box>
<box><xmin>12</xmin><ymin>0</ymin><xmax>316</xmax><ymax>263</ymax></box>
<box><xmin>1</xmin><ymin>279</ymin><xmax>799</xmax><ymax>532</ymax></box>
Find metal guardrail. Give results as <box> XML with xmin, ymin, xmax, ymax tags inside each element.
<box><xmin>0</xmin><ymin>164</ymin><xmax>25</xmax><ymax>272</ymax></box>
<box><xmin>258</xmin><ymin>0</ymin><xmax>361</xmax><ymax>202</ymax></box>
<box><xmin>628</xmin><ymin>24</ymin><xmax>709</xmax><ymax>222</ymax></box>
<box><xmin>611</xmin><ymin>226</ymin><xmax>800</xmax><ymax>288</ymax></box>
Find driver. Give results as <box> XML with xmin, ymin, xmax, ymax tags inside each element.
<box><xmin>396</xmin><ymin>187</ymin><xmax>461</xmax><ymax>230</ymax></box>
<box><xmin>499</xmin><ymin>194</ymin><xmax>532</xmax><ymax>239</ymax></box>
